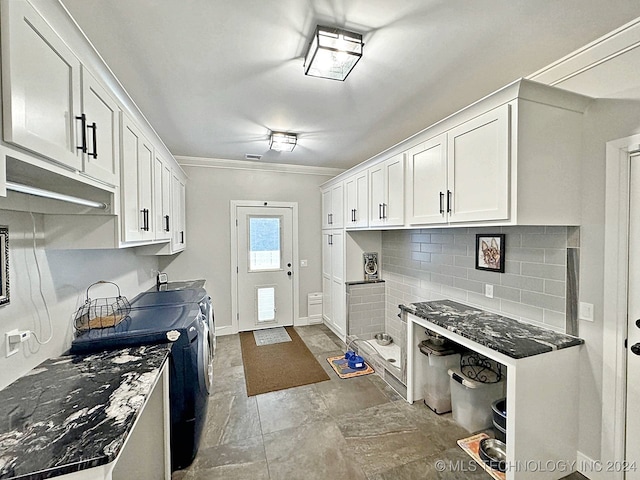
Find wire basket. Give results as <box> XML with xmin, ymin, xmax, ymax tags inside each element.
<box><xmin>460</xmin><ymin>351</ymin><xmax>504</xmax><ymax>384</ymax></box>
<box><xmin>74</xmin><ymin>281</ymin><xmax>131</xmax><ymax>332</ymax></box>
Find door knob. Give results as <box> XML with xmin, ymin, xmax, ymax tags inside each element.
<box><xmin>636</xmin><ymin>319</ymin><xmax>640</xmax><ymax>329</ymax></box>
<box><xmin>631</xmin><ymin>343</ymin><xmax>640</xmax><ymax>356</ymax></box>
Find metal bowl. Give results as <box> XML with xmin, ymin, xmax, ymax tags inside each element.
<box><xmin>478</xmin><ymin>438</ymin><xmax>507</xmax><ymax>472</ymax></box>
<box><xmin>374</xmin><ymin>333</ymin><xmax>393</xmax><ymax>346</ymax></box>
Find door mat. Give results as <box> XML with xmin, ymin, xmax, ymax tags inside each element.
<box><xmin>456</xmin><ymin>433</ymin><xmax>506</xmax><ymax>480</ymax></box>
<box><xmin>240</xmin><ymin>327</ymin><xmax>330</xmax><ymax>396</ymax></box>
<box><xmin>327</xmin><ymin>355</ymin><xmax>375</xmax><ymax>379</ymax></box>
<box><xmin>253</xmin><ymin>326</ymin><xmax>292</xmax><ymax>346</ymax></box>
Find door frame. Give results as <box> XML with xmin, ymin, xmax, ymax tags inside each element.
<box><xmin>602</xmin><ymin>134</ymin><xmax>640</xmax><ymax>478</ymax></box>
<box><xmin>230</xmin><ymin>200</ymin><xmax>299</xmax><ymax>334</ymax></box>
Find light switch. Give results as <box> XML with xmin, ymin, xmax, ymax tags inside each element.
<box><xmin>579</xmin><ymin>302</ymin><xmax>594</xmax><ymax>321</ymax></box>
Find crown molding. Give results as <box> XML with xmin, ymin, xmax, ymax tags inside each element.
<box><xmin>175</xmin><ymin>156</ymin><xmax>345</xmax><ymax>177</ymax></box>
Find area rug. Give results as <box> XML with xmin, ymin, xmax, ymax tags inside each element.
<box><xmin>240</xmin><ymin>327</ymin><xmax>330</xmax><ymax>396</ymax></box>
<box><xmin>253</xmin><ymin>326</ymin><xmax>291</xmax><ymax>346</ymax></box>
<box><xmin>326</xmin><ymin>355</ymin><xmax>375</xmax><ymax>379</ymax></box>
<box><xmin>456</xmin><ymin>433</ymin><xmax>506</xmax><ymax>480</ymax></box>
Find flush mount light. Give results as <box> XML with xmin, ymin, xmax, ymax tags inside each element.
<box><xmin>304</xmin><ymin>25</ymin><xmax>363</xmax><ymax>81</ymax></box>
<box><xmin>269</xmin><ymin>132</ymin><xmax>297</xmax><ymax>152</ymax></box>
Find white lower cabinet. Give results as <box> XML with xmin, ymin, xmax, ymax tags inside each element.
<box><xmin>322</xmin><ymin>230</ymin><xmax>345</xmax><ymax>338</ymax></box>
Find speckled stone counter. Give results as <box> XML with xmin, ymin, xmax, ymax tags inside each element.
<box><xmin>401</xmin><ymin>299</ymin><xmax>583</xmax><ymax>359</ymax></box>
<box><xmin>0</xmin><ymin>344</ymin><xmax>170</xmax><ymax>480</ymax></box>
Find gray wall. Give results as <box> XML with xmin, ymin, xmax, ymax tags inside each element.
<box><xmin>159</xmin><ymin>161</ymin><xmax>336</xmax><ymax>333</ymax></box>
<box><xmin>0</xmin><ymin>210</ymin><xmax>158</xmax><ymax>389</ymax></box>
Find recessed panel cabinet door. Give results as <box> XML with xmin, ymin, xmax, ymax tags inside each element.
<box><xmin>153</xmin><ymin>154</ymin><xmax>171</xmax><ymax>241</ymax></box>
<box><xmin>384</xmin><ymin>153</ymin><xmax>405</xmax><ymax>226</ymax></box>
<box><xmin>2</xmin><ymin>0</ymin><xmax>82</xmax><ymax>170</ymax></box>
<box><xmin>406</xmin><ymin>134</ymin><xmax>447</xmax><ymax>225</ymax></box>
<box><xmin>81</xmin><ymin>68</ymin><xmax>120</xmax><ymax>186</ymax></box>
<box><xmin>447</xmin><ymin>105</ymin><xmax>510</xmax><ymax>223</ymax></box>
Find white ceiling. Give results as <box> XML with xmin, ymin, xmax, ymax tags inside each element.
<box><xmin>61</xmin><ymin>0</ymin><xmax>640</xmax><ymax>170</ymax></box>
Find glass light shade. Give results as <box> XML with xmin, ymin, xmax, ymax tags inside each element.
<box><xmin>304</xmin><ymin>26</ymin><xmax>363</xmax><ymax>81</ymax></box>
<box><xmin>269</xmin><ymin>132</ymin><xmax>297</xmax><ymax>152</ymax></box>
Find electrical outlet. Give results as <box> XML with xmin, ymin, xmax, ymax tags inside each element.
<box><xmin>579</xmin><ymin>302</ymin><xmax>594</xmax><ymax>321</ymax></box>
<box><xmin>485</xmin><ymin>284</ymin><xmax>494</xmax><ymax>299</ymax></box>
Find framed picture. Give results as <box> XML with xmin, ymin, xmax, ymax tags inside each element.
<box><xmin>0</xmin><ymin>226</ymin><xmax>8</xmax><ymax>306</ymax></box>
<box><xmin>475</xmin><ymin>234</ymin><xmax>505</xmax><ymax>273</ymax></box>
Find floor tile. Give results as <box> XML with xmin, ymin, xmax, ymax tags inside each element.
<box><xmin>256</xmin><ymin>384</ymin><xmax>332</xmax><ymax>434</ymax></box>
<box><xmin>263</xmin><ymin>420</ymin><xmax>367</xmax><ymax>480</ymax></box>
<box><xmin>315</xmin><ymin>371</ymin><xmax>391</xmax><ymax>416</ymax></box>
<box><xmin>201</xmin><ymin>392</ymin><xmax>261</xmax><ymax>447</ymax></box>
<box><xmin>210</xmin><ymin>365</ymin><xmax>247</xmax><ymax>396</ymax></box>
<box><xmin>300</xmin><ymin>331</ymin><xmax>345</xmax><ymax>354</ymax></box>
<box><xmin>186</xmin><ymin>435</ymin><xmax>268</xmax><ymax>479</ymax></box>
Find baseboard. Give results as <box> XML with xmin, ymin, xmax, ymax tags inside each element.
<box><xmin>576</xmin><ymin>451</ymin><xmax>622</xmax><ymax>480</ymax></box>
<box><xmin>295</xmin><ymin>316</ymin><xmax>309</xmax><ymax>326</ymax></box>
<box><xmin>215</xmin><ymin>325</ymin><xmax>237</xmax><ymax>336</ymax></box>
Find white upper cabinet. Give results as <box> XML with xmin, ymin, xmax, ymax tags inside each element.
<box><xmin>406</xmin><ymin>134</ymin><xmax>447</xmax><ymax>225</ymax></box>
<box><xmin>171</xmin><ymin>170</ymin><xmax>186</xmax><ymax>252</ymax></box>
<box><xmin>121</xmin><ymin>114</ymin><xmax>154</xmax><ymax>243</ymax></box>
<box><xmin>153</xmin><ymin>152</ymin><xmax>172</xmax><ymax>241</ymax></box>
<box><xmin>321</xmin><ymin>182</ymin><xmax>344</xmax><ymax>229</ymax></box>
<box><xmin>2</xmin><ymin>0</ymin><xmax>82</xmax><ymax>171</ymax></box>
<box><xmin>369</xmin><ymin>153</ymin><xmax>405</xmax><ymax>227</ymax></box>
<box><xmin>345</xmin><ymin>170</ymin><xmax>368</xmax><ymax>228</ymax></box>
<box><xmin>406</xmin><ymin>106</ymin><xmax>510</xmax><ymax>225</ymax></box>
<box><xmin>447</xmin><ymin>105</ymin><xmax>509</xmax><ymax>223</ymax></box>
<box><xmin>80</xmin><ymin>68</ymin><xmax>120</xmax><ymax>186</ymax></box>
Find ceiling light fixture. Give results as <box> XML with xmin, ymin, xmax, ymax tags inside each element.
<box><xmin>304</xmin><ymin>25</ymin><xmax>363</xmax><ymax>81</ymax></box>
<box><xmin>269</xmin><ymin>132</ymin><xmax>297</xmax><ymax>152</ymax></box>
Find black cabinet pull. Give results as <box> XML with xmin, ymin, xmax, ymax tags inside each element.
<box><xmin>447</xmin><ymin>190</ymin><xmax>452</xmax><ymax>213</ymax></box>
<box><xmin>87</xmin><ymin>122</ymin><xmax>98</xmax><ymax>159</ymax></box>
<box><xmin>378</xmin><ymin>203</ymin><xmax>383</xmax><ymax>219</ymax></box>
<box><xmin>164</xmin><ymin>215</ymin><xmax>170</xmax><ymax>232</ymax></box>
<box><xmin>76</xmin><ymin>114</ymin><xmax>87</xmax><ymax>153</ymax></box>
<box><xmin>181</xmin><ymin>231</ymin><xmax>185</xmax><ymax>244</ymax></box>
<box><xmin>352</xmin><ymin>209</ymin><xmax>356</xmax><ymax>222</ymax></box>
<box><xmin>383</xmin><ymin>203</ymin><xmax>387</xmax><ymax>219</ymax></box>
<box><xmin>140</xmin><ymin>209</ymin><xmax>145</xmax><ymax>231</ymax></box>
<box><xmin>439</xmin><ymin>192</ymin><xmax>445</xmax><ymax>214</ymax></box>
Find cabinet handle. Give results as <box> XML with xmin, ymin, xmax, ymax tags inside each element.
<box><xmin>447</xmin><ymin>190</ymin><xmax>452</xmax><ymax>214</ymax></box>
<box><xmin>181</xmin><ymin>231</ymin><xmax>185</xmax><ymax>244</ymax></box>
<box><xmin>439</xmin><ymin>192</ymin><xmax>445</xmax><ymax>215</ymax></box>
<box><xmin>384</xmin><ymin>203</ymin><xmax>388</xmax><ymax>219</ymax></box>
<box><xmin>145</xmin><ymin>209</ymin><xmax>150</xmax><ymax>231</ymax></box>
<box><xmin>329</xmin><ymin>234</ymin><xmax>333</xmax><ymax>245</ymax></box>
<box><xmin>76</xmin><ymin>114</ymin><xmax>87</xmax><ymax>153</ymax></box>
<box><xmin>164</xmin><ymin>215</ymin><xmax>170</xmax><ymax>232</ymax></box>
<box><xmin>352</xmin><ymin>209</ymin><xmax>357</xmax><ymax>222</ymax></box>
<box><xmin>140</xmin><ymin>209</ymin><xmax>148</xmax><ymax>231</ymax></box>
<box><xmin>328</xmin><ymin>213</ymin><xmax>332</xmax><ymax>225</ymax></box>
<box><xmin>87</xmin><ymin>122</ymin><xmax>98</xmax><ymax>159</ymax></box>
<box><xmin>378</xmin><ymin>203</ymin><xmax>383</xmax><ymax>219</ymax></box>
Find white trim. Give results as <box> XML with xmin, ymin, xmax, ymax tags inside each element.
<box><xmin>230</xmin><ymin>200</ymin><xmax>299</xmax><ymax>334</ymax></box>
<box><xmin>576</xmin><ymin>451</ymin><xmax>600</xmax><ymax>480</ymax></box>
<box><xmin>602</xmin><ymin>134</ymin><xmax>640</xmax><ymax>478</ymax></box>
<box><xmin>527</xmin><ymin>17</ymin><xmax>640</xmax><ymax>87</ymax></box>
<box><xmin>177</xmin><ymin>155</ymin><xmax>344</xmax><ymax>177</ymax></box>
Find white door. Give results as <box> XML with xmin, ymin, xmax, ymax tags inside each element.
<box><xmin>237</xmin><ymin>206</ymin><xmax>294</xmax><ymax>331</ymax></box>
<box><xmin>626</xmin><ymin>152</ymin><xmax>640</xmax><ymax>477</ymax></box>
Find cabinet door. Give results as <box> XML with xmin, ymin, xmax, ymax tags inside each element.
<box><xmin>81</xmin><ymin>68</ymin><xmax>120</xmax><ymax>186</ymax></box>
<box><xmin>322</xmin><ymin>232</ymin><xmax>332</xmax><ymax>324</ymax></box>
<box><xmin>384</xmin><ymin>153</ymin><xmax>405</xmax><ymax>226</ymax></box>
<box><xmin>330</xmin><ymin>183</ymin><xmax>344</xmax><ymax>228</ymax></box>
<box><xmin>448</xmin><ymin>105</ymin><xmax>510</xmax><ymax>223</ymax></box>
<box><xmin>368</xmin><ymin>163</ymin><xmax>385</xmax><ymax>227</ymax></box>
<box><xmin>153</xmin><ymin>154</ymin><xmax>171</xmax><ymax>241</ymax></box>
<box><xmin>330</xmin><ymin>230</ymin><xmax>345</xmax><ymax>337</ymax></box>
<box><xmin>345</xmin><ymin>171</ymin><xmax>368</xmax><ymax>228</ymax></box>
<box><xmin>121</xmin><ymin>114</ymin><xmax>154</xmax><ymax>242</ymax></box>
<box><xmin>171</xmin><ymin>172</ymin><xmax>186</xmax><ymax>252</ymax></box>
<box><xmin>322</xmin><ymin>232</ymin><xmax>332</xmax><ymax>278</ymax></box>
<box><xmin>2</xmin><ymin>0</ymin><xmax>81</xmax><ymax>170</ymax></box>
<box><xmin>321</xmin><ymin>188</ymin><xmax>332</xmax><ymax>229</ymax></box>
<box><xmin>406</xmin><ymin>135</ymin><xmax>448</xmax><ymax>225</ymax></box>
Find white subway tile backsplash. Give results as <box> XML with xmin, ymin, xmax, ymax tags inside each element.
<box><xmin>381</xmin><ymin>226</ymin><xmax>572</xmax><ymax>332</ymax></box>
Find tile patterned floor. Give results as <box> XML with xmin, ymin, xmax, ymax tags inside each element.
<box><xmin>172</xmin><ymin>324</ymin><xmax>587</xmax><ymax>480</ymax></box>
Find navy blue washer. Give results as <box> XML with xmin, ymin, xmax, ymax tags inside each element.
<box><xmin>70</xmin><ymin>302</ymin><xmax>211</xmax><ymax>471</ymax></box>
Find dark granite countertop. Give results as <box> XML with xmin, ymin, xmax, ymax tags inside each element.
<box><xmin>401</xmin><ymin>300</ymin><xmax>584</xmax><ymax>359</ymax></box>
<box><xmin>148</xmin><ymin>279</ymin><xmax>206</xmax><ymax>292</ymax></box>
<box><xmin>0</xmin><ymin>344</ymin><xmax>170</xmax><ymax>480</ymax></box>
<box><xmin>345</xmin><ymin>280</ymin><xmax>385</xmax><ymax>286</ymax></box>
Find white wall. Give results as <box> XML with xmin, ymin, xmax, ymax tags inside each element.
<box><xmin>0</xmin><ymin>210</ymin><xmax>158</xmax><ymax>389</ymax></box>
<box><xmin>158</xmin><ymin>160</ymin><xmax>338</xmax><ymax>334</ymax></box>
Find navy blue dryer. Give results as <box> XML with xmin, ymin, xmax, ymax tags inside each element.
<box><xmin>70</xmin><ymin>302</ymin><xmax>212</xmax><ymax>471</ymax></box>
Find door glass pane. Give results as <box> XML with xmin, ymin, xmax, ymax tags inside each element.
<box><xmin>257</xmin><ymin>287</ymin><xmax>275</xmax><ymax>322</ymax></box>
<box><xmin>249</xmin><ymin>216</ymin><xmax>282</xmax><ymax>271</ymax></box>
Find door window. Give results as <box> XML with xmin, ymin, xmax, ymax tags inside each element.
<box><xmin>256</xmin><ymin>286</ymin><xmax>276</xmax><ymax>323</ymax></box>
<box><xmin>248</xmin><ymin>216</ymin><xmax>282</xmax><ymax>271</ymax></box>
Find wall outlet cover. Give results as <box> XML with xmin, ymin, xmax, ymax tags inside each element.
<box><xmin>485</xmin><ymin>284</ymin><xmax>494</xmax><ymax>298</ymax></box>
<box><xmin>579</xmin><ymin>302</ymin><xmax>594</xmax><ymax>321</ymax></box>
